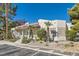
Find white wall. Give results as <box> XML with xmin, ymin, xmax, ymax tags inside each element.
<box><xmin>38</xmin><ymin>19</ymin><xmax>66</xmax><ymax>41</ymax></box>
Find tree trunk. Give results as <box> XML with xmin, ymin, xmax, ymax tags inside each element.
<box><xmin>5</xmin><ymin>3</ymin><xmax>8</xmax><ymax>39</ymax></box>
<box><xmin>46</xmin><ymin>27</ymin><xmax>49</xmax><ymax>46</ymax></box>
<box><xmin>31</xmin><ymin>30</ymin><xmax>34</xmax><ymax>42</ymax></box>
<box><xmin>29</xmin><ymin>29</ymin><xmax>33</xmax><ymax>40</ymax></box>
<box><xmin>53</xmin><ymin>35</ymin><xmax>54</xmax><ymax>41</ymax></box>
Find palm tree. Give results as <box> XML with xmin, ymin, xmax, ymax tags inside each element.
<box><xmin>28</xmin><ymin>25</ymin><xmax>35</xmax><ymax>41</ymax></box>
<box><xmin>28</xmin><ymin>24</ymin><xmax>40</xmax><ymax>42</ymax></box>
<box><xmin>45</xmin><ymin>21</ymin><xmax>51</xmax><ymax>46</ymax></box>
<box><xmin>51</xmin><ymin>30</ymin><xmax>56</xmax><ymax>41</ymax></box>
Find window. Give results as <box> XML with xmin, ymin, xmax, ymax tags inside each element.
<box><xmin>51</xmin><ymin>30</ymin><xmax>56</xmax><ymax>37</ymax></box>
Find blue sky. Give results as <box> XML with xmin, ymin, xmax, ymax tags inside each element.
<box><xmin>13</xmin><ymin>3</ymin><xmax>75</xmax><ymax>23</ymax></box>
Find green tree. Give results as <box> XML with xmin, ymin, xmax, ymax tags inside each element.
<box><xmin>0</xmin><ymin>3</ymin><xmax>17</xmax><ymax>39</ymax></box>
<box><xmin>45</xmin><ymin>21</ymin><xmax>51</xmax><ymax>45</ymax></box>
<box><xmin>72</xmin><ymin>22</ymin><xmax>79</xmax><ymax>31</ymax></box>
<box><xmin>66</xmin><ymin>22</ymin><xmax>79</xmax><ymax>41</ymax></box>
<box><xmin>28</xmin><ymin>25</ymin><xmax>39</xmax><ymax>42</ymax></box>
<box><xmin>68</xmin><ymin>3</ymin><xmax>79</xmax><ymax>22</ymax></box>
<box><xmin>66</xmin><ymin>29</ymin><xmax>77</xmax><ymax>41</ymax></box>
<box><xmin>36</xmin><ymin>29</ymin><xmax>46</xmax><ymax>42</ymax></box>
<box><xmin>28</xmin><ymin>25</ymin><xmax>34</xmax><ymax>40</ymax></box>
<box><xmin>67</xmin><ymin>3</ymin><xmax>79</xmax><ymax>41</ymax></box>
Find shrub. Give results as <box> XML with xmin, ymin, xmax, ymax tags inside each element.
<box><xmin>64</xmin><ymin>44</ymin><xmax>70</xmax><ymax>48</ymax></box>
<box><xmin>66</xmin><ymin>29</ymin><xmax>77</xmax><ymax>41</ymax></box>
<box><xmin>0</xmin><ymin>33</ymin><xmax>4</xmax><ymax>40</ymax></box>
<box><xmin>4</xmin><ymin>31</ymin><xmax>17</xmax><ymax>42</ymax></box>
<box><xmin>22</xmin><ymin>37</ymin><xmax>31</xmax><ymax>44</ymax></box>
<box><xmin>70</xmin><ymin>41</ymin><xmax>74</xmax><ymax>47</ymax></box>
<box><xmin>7</xmin><ymin>31</ymin><xmax>13</xmax><ymax>39</ymax></box>
<box><xmin>36</xmin><ymin>29</ymin><xmax>46</xmax><ymax>42</ymax></box>
<box><xmin>39</xmin><ymin>40</ymin><xmax>43</xmax><ymax>43</ymax></box>
<box><xmin>36</xmin><ymin>38</ymin><xmax>40</xmax><ymax>41</ymax></box>
<box><xmin>64</xmin><ymin>42</ymin><xmax>74</xmax><ymax>48</ymax></box>
<box><xmin>7</xmin><ymin>39</ymin><xmax>17</xmax><ymax>42</ymax></box>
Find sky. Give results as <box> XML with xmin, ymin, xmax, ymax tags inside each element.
<box><xmin>13</xmin><ymin>3</ymin><xmax>75</xmax><ymax>23</ymax></box>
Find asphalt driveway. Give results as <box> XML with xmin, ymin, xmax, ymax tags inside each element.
<box><xmin>0</xmin><ymin>44</ymin><xmax>60</xmax><ymax>56</ymax></box>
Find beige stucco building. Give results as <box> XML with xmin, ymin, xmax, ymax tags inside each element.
<box><xmin>38</xmin><ymin>19</ymin><xmax>66</xmax><ymax>41</ymax></box>
<box><xmin>11</xmin><ymin>19</ymin><xmax>67</xmax><ymax>42</ymax></box>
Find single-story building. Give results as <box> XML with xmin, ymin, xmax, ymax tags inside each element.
<box><xmin>11</xmin><ymin>19</ymin><xmax>67</xmax><ymax>41</ymax></box>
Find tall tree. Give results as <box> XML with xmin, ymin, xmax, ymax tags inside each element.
<box><xmin>28</xmin><ymin>23</ymin><xmax>40</xmax><ymax>42</ymax></box>
<box><xmin>0</xmin><ymin>3</ymin><xmax>17</xmax><ymax>39</ymax></box>
<box><xmin>36</xmin><ymin>28</ymin><xmax>46</xmax><ymax>42</ymax></box>
<box><xmin>67</xmin><ymin>3</ymin><xmax>79</xmax><ymax>41</ymax></box>
<box><xmin>5</xmin><ymin>3</ymin><xmax>9</xmax><ymax>39</ymax></box>
<box><xmin>45</xmin><ymin>21</ymin><xmax>51</xmax><ymax>45</ymax></box>
<box><xmin>28</xmin><ymin>25</ymin><xmax>37</xmax><ymax>41</ymax></box>
<box><xmin>68</xmin><ymin>3</ymin><xmax>79</xmax><ymax>24</ymax></box>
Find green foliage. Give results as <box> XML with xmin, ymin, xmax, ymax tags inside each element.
<box><xmin>36</xmin><ymin>38</ymin><xmax>40</xmax><ymax>41</ymax></box>
<box><xmin>70</xmin><ymin>41</ymin><xmax>74</xmax><ymax>47</ymax></box>
<box><xmin>68</xmin><ymin>4</ymin><xmax>79</xmax><ymax>21</ymax></box>
<box><xmin>66</xmin><ymin>21</ymin><xmax>79</xmax><ymax>41</ymax></box>
<box><xmin>64</xmin><ymin>42</ymin><xmax>74</xmax><ymax>48</ymax></box>
<box><xmin>7</xmin><ymin>30</ymin><xmax>13</xmax><ymax>39</ymax></box>
<box><xmin>72</xmin><ymin>22</ymin><xmax>79</xmax><ymax>31</ymax></box>
<box><xmin>22</xmin><ymin>37</ymin><xmax>32</xmax><ymax>44</ymax></box>
<box><xmin>0</xmin><ymin>3</ymin><xmax>17</xmax><ymax>40</ymax></box>
<box><xmin>45</xmin><ymin>21</ymin><xmax>51</xmax><ymax>27</ymax></box>
<box><xmin>64</xmin><ymin>44</ymin><xmax>70</xmax><ymax>48</ymax></box>
<box><xmin>66</xmin><ymin>29</ymin><xmax>77</xmax><ymax>41</ymax></box>
<box><xmin>45</xmin><ymin>21</ymin><xmax>51</xmax><ymax>43</ymax></box>
<box><xmin>72</xmin><ymin>20</ymin><xmax>79</xmax><ymax>24</ymax></box>
<box><xmin>0</xmin><ymin>30</ymin><xmax>4</xmax><ymax>40</ymax></box>
<box><xmin>7</xmin><ymin>39</ymin><xmax>17</xmax><ymax>42</ymax></box>
<box><xmin>68</xmin><ymin>4</ymin><xmax>79</xmax><ymax>41</ymax></box>
<box><xmin>5</xmin><ymin>30</ymin><xmax>17</xmax><ymax>42</ymax></box>
<box><xmin>36</xmin><ymin>29</ymin><xmax>46</xmax><ymax>41</ymax></box>
<box><xmin>9</xmin><ymin>5</ymin><xmax>17</xmax><ymax>16</ymax></box>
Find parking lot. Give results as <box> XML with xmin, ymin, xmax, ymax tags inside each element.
<box><xmin>0</xmin><ymin>44</ymin><xmax>60</xmax><ymax>56</ymax></box>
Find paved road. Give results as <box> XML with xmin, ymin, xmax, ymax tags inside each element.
<box><xmin>0</xmin><ymin>44</ymin><xmax>60</xmax><ymax>56</ymax></box>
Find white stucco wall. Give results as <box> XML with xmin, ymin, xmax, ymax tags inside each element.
<box><xmin>38</xmin><ymin>19</ymin><xmax>66</xmax><ymax>41</ymax></box>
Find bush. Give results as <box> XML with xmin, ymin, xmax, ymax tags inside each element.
<box><xmin>7</xmin><ymin>31</ymin><xmax>13</xmax><ymax>39</ymax></box>
<box><xmin>64</xmin><ymin>42</ymin><xmax>74</xmax><ymax>48</ymax></box>
<box><xmin>70</xmin><ymin>41</ymin><xmax>74</xmax><ymax>47</ymax></box>
<box><xmin>36</xmin><ymin>38</ymin><xmax>40</xmax><ymax>41</ymax></box>
<box><xmin>0</xmin><ymin>33</ymin><xmax>4</xmax><ymax>40</ymax></box>
<box><xmin>36</xmin><ymin>29</ymin><xmax>46</xmax><ymax>42</ymax></box>
<box><xmin>7</xmin><ymin>39</ymin><xmax>17</xmax><ymax>42</ymax></box>
<box><xmin>39</xmin><ymin>40</ymin><xmax>43</xmax><ymax>43</ymax></box>
<box><xmin>0</xmin><ymin>30</ymin><xmax>5</xmax><ymax>40</ymax></box>
<box><xmin>22</xmin><ymin>37</ymin><xmax>31</xmax><ymax>44</ymax></box>
<box><xmin>4</xmin><ymin>31</ymin><xmax>18</xmax><ymax>42</ymax></box>
<box><xmin>66</xmin><ymin>29</ymin><xmax>77</xmax><ymax>41</ymax></box>
<box><xmin>64</xmin><ymin>44</ymin><xmax>70</xmax><ymax>48</ymax></box>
